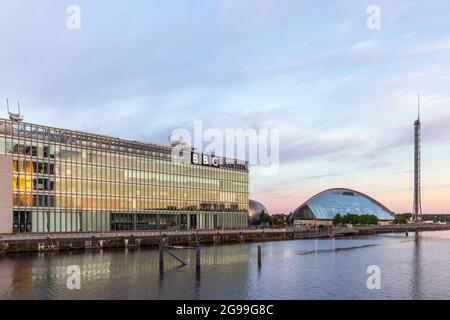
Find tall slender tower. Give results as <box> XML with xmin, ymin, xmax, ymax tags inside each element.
<box><xmin>413</xmin><ymin>94</ymin><xmax>422</xmax><ymax>223</ymax></box>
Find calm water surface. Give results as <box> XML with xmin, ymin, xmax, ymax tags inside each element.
<box><xmin>1</xmin><ymin>230</ymin><xmax>450</xmax><ymax>299</ymax></box>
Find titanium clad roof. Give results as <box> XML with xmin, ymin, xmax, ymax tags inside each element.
<box><xmin>248</xmin><ymin>200</ymin><xmax>269</xmax><ymax>225</ymax></box>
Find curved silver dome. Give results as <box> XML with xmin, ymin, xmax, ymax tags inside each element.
<box><xmin>249</xmin><ymin>200</ymin><xmax>269</xmax><ymax>225</ymax></box>
<box><xmin>289</xmin><ymin>188</ymin><xmax>395</xmax><ymax>222</ymax></box>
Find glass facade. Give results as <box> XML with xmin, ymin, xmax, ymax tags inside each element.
<box><xmin>0</xmin><ymin>119</ymin><xmax>249</xmax><ymax>233</ymax></box>
<box><xmin>290</xmin><ymin>188</ymin><xmax>395</xmax><ymax>221</ymax></box>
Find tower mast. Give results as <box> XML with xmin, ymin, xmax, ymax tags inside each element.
<box><xmin>413</xmin><ymin>94</ymin><xmax>422</xmax><ymax>223</ymax></box>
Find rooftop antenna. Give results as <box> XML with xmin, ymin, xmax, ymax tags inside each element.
<box><xmin>7</xmin><ymin>99</ymin><xmax>24</xmax><ymax>122</ymax></box>
<box><xmin>417</xmin><ymin>93</ymin><xmax>420</xmax><ymax>121</ymax></box>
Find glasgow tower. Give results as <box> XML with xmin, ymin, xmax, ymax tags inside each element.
<box><xmin>413</xmin><ymin>94</ymin><xmax>422</xmax><ymax>223</ymax></box>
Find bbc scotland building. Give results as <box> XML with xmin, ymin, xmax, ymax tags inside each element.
<box><xmin>0</xmin><ymin>117</ymin><xmax>249</xmax><ymax>234</ymax></box>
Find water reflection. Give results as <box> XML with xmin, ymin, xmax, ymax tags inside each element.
<box><xmin>411</xmin><ymin>232</ymin><xmax>422</xmax><ymax>299</ymax></box>
<box><xmin>1</xmin><ymin>231</ymin><xmax>450</xmax><ymax>299</ymax></box>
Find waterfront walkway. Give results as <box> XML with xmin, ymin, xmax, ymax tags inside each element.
<box><xmin>1</xmin><ymin>223</ymin><xmax>449</xmax><ymax>254</ymax></box>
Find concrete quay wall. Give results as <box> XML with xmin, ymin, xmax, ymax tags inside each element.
<box><xmin>1</xmin><ymin>224</ymin><xmax>450</xmax><ymax>254</ymax></box>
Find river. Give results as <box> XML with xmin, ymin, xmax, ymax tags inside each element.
<box><xmin>1</xmin><ymin>230</ymin><xmax>450</xmax><ymax>299</ymax></box>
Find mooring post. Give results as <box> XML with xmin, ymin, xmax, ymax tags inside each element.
<box><xmin>257</xmin><ymin>245</ymin><xmax>262</xmax><ymax>267</ymax></box>
<box><xmin>159</xmin><ymin>238</ymin><xmax>165</xmax><ymax>271</ymax></box>
<box><xmin>195</xmin><ymin>241</ymin><xmax>201</xmax><ymax>272</ymax></box>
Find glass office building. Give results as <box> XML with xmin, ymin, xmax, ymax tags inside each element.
<box><xmin>0</xmin><ymin>118</ymin><xmax>249</xmax><ymax>233</ymax></box>
<box><xmin>289</xmin><ymin>188</ymin><xmax>395</xmax><ymax>225</ymax></box>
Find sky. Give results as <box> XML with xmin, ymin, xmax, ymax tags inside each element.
<box><xmin>1</xmin><ymin>1</ymin><xmax>450</xmax><ymax>214</ymax></box>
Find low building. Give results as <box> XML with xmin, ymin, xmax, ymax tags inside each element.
<box><xmin>288</xmin><ymin>188</ymin><xmax>395</xmax><ymax>226</ymax></box>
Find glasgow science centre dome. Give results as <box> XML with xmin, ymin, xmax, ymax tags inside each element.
<box><xmin>288</xmin><ymin>188</ymin><xmax>395</xmax><ymax>225</ymax></box>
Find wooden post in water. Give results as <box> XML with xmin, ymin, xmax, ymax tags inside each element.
<box><xmin>159</xmin><ymin>238</ymin><xmax>165</xmax><ymax>272</ymax></box>
<box><xmin>257</xmin><ymin>245</ymin><xmax>262</xmax><ymax>267</ymax></box>
<box><xmin>195</xmin><ymin>241</ymin><xmax>201</xmax><ymax>272</ymax></box>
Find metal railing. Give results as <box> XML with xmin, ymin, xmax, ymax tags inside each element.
<box><xmin>0</xmin><ymin>228</ymin><xmax>290</xmax><ymax>241</ymax></box>
<box><xmin>2</xmin><ymin>223</ymin><xmax>448</xmax><ymax>242</ymax></box>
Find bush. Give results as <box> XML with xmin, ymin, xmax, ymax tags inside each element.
<box><xmin>333</xmin><ymin>213</ymin><xmax>379</xmax><ymax>226</ymax></box>
<box><xmin>259</xmin><ymin>210</ymin><xmax>272</xmax><ymax>225</ymax></box>
<box><xmin>333</xmin><ymin>213</ymin><xmax>342</xmax><ymax>225</ymax></box>
<box><xmin>394</xmin><ymin>215</ymin><xmax>408</xmax><ymax>224</ymax></box>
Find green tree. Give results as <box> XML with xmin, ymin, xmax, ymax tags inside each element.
<box><xmin>335</xmin><ymin>213</ymin><xmax>379</xmax><ymax>225</ymax></box>
<box><xmin>259</xmin><ymin>210</ymin><xmax>273</xmax><ymax>225</ymax></box>
<box><xmin>271</xmin><ymin>214</ymin><xmax>287</xmax><ymax>227</ymax></box>
<box><xmin>333</xmin><ymin>213</ymin><xmax>343</xmax><ymax>225</ymax></box>
<box><xmin>394</xmin><ymin>215</ymin><xmax>408</xmax><ymax>224</ymax></box>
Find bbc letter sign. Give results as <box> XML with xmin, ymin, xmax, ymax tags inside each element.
<box><xmin>192</xmin><ymin>152</ymin><xmax>219</xmax><ymax>168</ymax></box>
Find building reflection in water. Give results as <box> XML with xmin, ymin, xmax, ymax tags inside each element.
<box><xmin>0</xmin><ymin>244</ymin><xmax>253</xmax><ymax>299</ymax></box>
<box><xmin>2</xmin><ymin>233</ymin><xmax>450</xmax><ymax>299</ymax></box>
<box><xmin>0</xmin><ymin>258</ymin><xmax>14</xmax><ymax>298</ymax></box>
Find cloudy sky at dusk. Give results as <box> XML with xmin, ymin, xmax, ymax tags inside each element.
<box><xmin>1</xmin><ymin>1</ymin><xmax>450</xmax><ymax>214</ymax></box>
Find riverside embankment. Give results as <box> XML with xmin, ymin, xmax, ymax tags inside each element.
<box><xmin>1</xmin><ymin>223</ymin><xmax>449</xmax><ymax>254</ymax></box>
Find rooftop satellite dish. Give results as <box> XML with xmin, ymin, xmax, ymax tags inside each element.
<box><xmin>7</xmin><ymin>99</ymin><xmax>24</xmax><ymax>122</ymax></box>
<box><xmin>183</xmin><ymin>142</ymin><xmax>192</xmax><ymax>150</ymax></box>
<box><xmin>168</xmin><ymin>133</ymin><xmax>181</xmax><ymax>147</ymax></box>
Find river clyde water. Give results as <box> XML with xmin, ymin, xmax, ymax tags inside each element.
<box><xmin>1</xmin><ymin>230</ymin><xmax>450</xmax><ymax>299</ymax></box>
